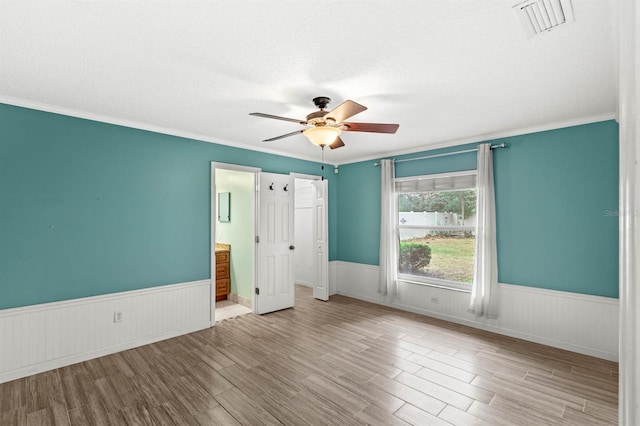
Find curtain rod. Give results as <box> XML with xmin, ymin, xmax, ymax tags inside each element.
<box><xmin>373</xmin><ymin>143</ymin><xmax>507</xmax><ymax>166</ymax></box>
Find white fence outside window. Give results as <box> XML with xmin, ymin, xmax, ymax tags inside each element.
<box><xmin>399</xmin><ymin>211</ymin><xmax>476</xmax><ymax>239</ymax></box>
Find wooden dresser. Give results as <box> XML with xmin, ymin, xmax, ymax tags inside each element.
<box><xmin>215</xmin><ymin>248</ymin><xmax>230</xmax><ymax>301</ymax></box>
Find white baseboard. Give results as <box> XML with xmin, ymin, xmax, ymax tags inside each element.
<box><xmin>329</xmin><ymin>261</ymin><xmax>338</xmax><ymax>296</ymax></box>
<box><xmin>335</xmin><ymin>261</ymin><xmax>619</xmax><ymax>362</ymax></box>
<box><xmin>0</xmin><ymin>280</ymin><xmax>212</xmax><ymax>384</ymax></box>
<box><xmin>297</xmin><ymin>262</ymin><xmax>338</xmax><ymax>295</ymax></box>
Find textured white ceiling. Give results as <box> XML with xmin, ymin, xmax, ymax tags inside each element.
<box><xmin>0</xmin><ymin>1</ymin><xmax>617</xmax><ymax>165</ymax></box>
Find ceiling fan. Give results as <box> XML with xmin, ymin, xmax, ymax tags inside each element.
<box><xmin>250</xmin><ymin>97</ymin><xmax>399</xmax><ymax>150</ymax></box>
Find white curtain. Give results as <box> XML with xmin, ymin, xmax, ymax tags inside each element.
<box><xmin>379</xmin><ymin>159</ymin><xmax>398</xmax><ymax>297</ymax></box>
<box><xmin>468</xmin><ymin>144</ymin><xmax>499</xmax><ymax>318</ymax></box>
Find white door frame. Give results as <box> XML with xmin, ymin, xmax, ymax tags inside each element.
<box><xmin>291</xmin><ymin>173</ymin><xmax>329</xmax><ymax>299</ymax></box>
<box><xmin>210</xmin><ymin>162</ymin><xmax>261</xmax><ymax>326</ymax></box>
<box><xmin>618</xmin><ymin>0</ymin><xmax>639</xmax><ymax>422</ymax></box>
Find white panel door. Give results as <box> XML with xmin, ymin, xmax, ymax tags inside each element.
<box><xmin>312</xmin><ymin>179</ymin><xmax>329</xmax><ymax>301</ymax></box>
<box><xmin>256</xmin><ymin>172</ymin><xmax>295</xmax><ymax>314</ymax></box>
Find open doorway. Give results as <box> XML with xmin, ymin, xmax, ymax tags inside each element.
<box><xmin>211</xmin><ymin>163</ymin><xmax>259</xmax><ymax>324</ymax></box>
<box><xmin>294</xmin><ymin>178</ymin><xmax>315</xmax><ymax>288</ymax></box>
<box><xmin>210</xmin><ymin>166</ymin><xmax>330</xmax><ymax>324</ymax></box>
<box><xmin>292</xmin><ymin>173</ymin><xmax>329</xmax><ymax>301</ymax></box>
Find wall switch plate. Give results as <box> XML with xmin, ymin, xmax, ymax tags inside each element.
<box><xmin>113</xmin><ymin>311</ymin><xmax>123</xmax><ymax>323</ymax></box>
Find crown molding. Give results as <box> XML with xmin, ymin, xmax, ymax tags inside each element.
<box><xmin>336</xmin><ymin>112</ymin><xmax>618</xmax><ymax>166</ymax></box>
<box><xmin>0</xmin><ymin>96</ymin><xmax>336</xmax><ymax>166</ymax></box>
<box><xmin>1</xmin><ymin>96</ymin><xmax>614</xmax><ymax>169</ymax></box>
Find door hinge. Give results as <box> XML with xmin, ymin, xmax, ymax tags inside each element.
<box><xmin>255</xmin><ymin>235</ymin><xmax>260</xmax><ymax>243</ymax></box>
<box><xmin>255</xmin><ymin>287</ymin><xmax>260</xmax><ymax>295</ymax></box>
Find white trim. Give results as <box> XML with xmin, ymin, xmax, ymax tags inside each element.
<box><xmin>0</xmin><ymin>280</ymin><xmax>211</xmax><ymax>383</ymax></box>
<box><xmin>211</xmin><ymin>162</ymin><xmax>261</xmax><ymax>317</ymax></box>
<box><xmin>337</xmin><ymin>112</ymin><xmax>617</xmax><ymax>166</ymax></box>
<box><xmin>290</xmin><ymin>172</ymin><xmax>322</xmax><ymax>181</ymax></box>
<box><xmin>291</xmin><ymin>172</ymin><xmax>329</xmax><ymax>301</ymax></box>
<box><xmin>334</xmin><ymin>261</ymin><xmax>619</xmax><ymax>361</ymax></box>
<box><xmin>334</xmin><ymin>260</ymin><xmax>380</xmax><ymax>272</ymax></box>
<box><xmin>398</xmin><ymin>225</ymin><xmax>475</xmax><ymax>231</ymax></box>
<box><xmin>0</xmin><ymin>279</ymin><xmax>208</xmax><ymax>317</ymax></box>
<box><xmin>329</xmin><ymin>261</ymin><xmax>338</xmax><ymax>295</ymax></box>
<box><xmin>500</xmin><ymin>282</ymin><xmax>619</xmax><ymax>305</ymax></box>
<box><xmin>0</xmin><ymin>95</ymin><xmax>613</xmax><ymax>168</ymax></box>
<box><xmin>618</xmin><ymin>0</ymin><xmax>639</xmax><ymax>422</ymax></box>
<box><xmin>397</xmin><ymin>276</ymin><xmax>472</xmax><ymax>293</ymax></box>
<box><xmin>0</xmin><ymin>95</ymin><xmax>328</xmax><ymax>165</ymax></box>
<box><xmin>211</xmin><ymin>163</ymin><xmax>262</xmax><ymax>174</ymax></box>
<box><xmin>333</xmin><ymin>260</ymin><xmax>618</xmax><ymax>305</ymax></box>
<box><xmin>396</xmin><ymin>172</ymin><xmax>478</xmax><ymax>292</ymax></box>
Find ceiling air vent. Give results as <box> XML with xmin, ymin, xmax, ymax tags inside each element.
<box><xmin>512</xmin><ymin>0</ymin><xmax>574</xmax><ymax>37</ymax></box>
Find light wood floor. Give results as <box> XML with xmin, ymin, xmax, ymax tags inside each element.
<box><xmin>0</xmin><ymin>286</ymin><xmax>618</xmax><ymax>425</ymax></box>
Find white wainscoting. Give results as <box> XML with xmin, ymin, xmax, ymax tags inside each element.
<box><xmin>329</xmin><ymin>261</ymin><xmax>337</xmax><ymax>296</ymax></box>
<box><xmin>0</xmin><ymin>280</ymin><xmax>212</xmax><ymax>384</ymax></box>
<box><xmin>334</xmin><ymin>261</ymin><xmax>619</xmax><ymax>361</ymax></box>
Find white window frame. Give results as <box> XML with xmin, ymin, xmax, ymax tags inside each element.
<box><xmin>396</xmin><ymin>170</ymin><xmax>477</xmax><ymax>293</ymax></box>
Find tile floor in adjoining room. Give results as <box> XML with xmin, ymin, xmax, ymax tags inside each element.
<box><xmin>215</xmin><ymin>300</ymin><xmax>252</xmax><ymax>323</ymax></box>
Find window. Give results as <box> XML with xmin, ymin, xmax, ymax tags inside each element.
<box><xmin>396</xmin><ymin>171</ymin><xmax>477</xmax><ymax>291</ymax></box>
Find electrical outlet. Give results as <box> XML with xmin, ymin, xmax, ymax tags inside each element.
<box><xmin>430</xmin><ymin>297</ymin><xmax>439</xmax><ymax>304</ymax></box>
<box><xmin>113</xmin><ymin>311</ymin><xmax>123</xmax><ymax>323</ymax></box>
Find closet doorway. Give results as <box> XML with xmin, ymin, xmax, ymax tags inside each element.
<box><xmin>292</xmin><ymin>173</ymin><xmax>329</xmax><ymax>301</ymax></box>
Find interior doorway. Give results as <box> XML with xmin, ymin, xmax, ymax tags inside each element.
<box><xmin>292</xmin><ymin>173</ymin><xmax>329</xmax><ymax>301</ymax></box>
<box><xmin>294</xmin><ymin>178</ymin><xmax>316</xmax><ymax>288</ymax></box>
<box><xmin>210</xmin><ymin>165</ymin><xmax>330</xmax><ymax>324</ymax></box>
<box><xmin>211</xmin><ymin>163</ymin><xmax>259</xmax><ymax>325</ymax></box>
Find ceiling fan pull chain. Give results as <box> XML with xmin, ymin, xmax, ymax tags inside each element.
<box><xmin>321</xmin><ymin>145</ymin><xmax>325</xmax><ymax>180</ymax></box>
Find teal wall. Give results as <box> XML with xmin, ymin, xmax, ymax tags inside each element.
<box><xmin>0</xmin><ymin>102</ymin><xmax>619</xmax><ymax>308</ymax></box>
<box><xmin>337</xmin><ymin>121</ymin><xmax>619</xmax><ymax>298</ymax></box>
<box><xmin>0</xmin><ymin>103</ymin><xmax>337</xmax><ymax>309</ymax></box>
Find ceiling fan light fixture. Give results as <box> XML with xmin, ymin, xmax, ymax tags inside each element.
<box><xmin>251</xmin><ymin>97</ymin><xmax>399</xmax><ymax>150</ymax></box>
<box><xmin>303</xmin><ymin>126</ymin><xmax>342</xmax><ymax>147</ymax></box>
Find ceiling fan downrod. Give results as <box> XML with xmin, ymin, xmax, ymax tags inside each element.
<box><xmin>312</xmin><ymin>96</ymin><xmax>331</xmax><ymax>110</ymax></box>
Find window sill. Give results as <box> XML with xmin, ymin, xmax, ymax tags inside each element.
<box><xmin>397</xmin><ymin>277</ymin><xmax>472</xmax><ymax>294</ymax></box>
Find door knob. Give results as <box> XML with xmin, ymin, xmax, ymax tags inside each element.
<box><xmin>289</xmin><ymin>245</ymin><xmax>295</xmax><ymax>250</ymax></box>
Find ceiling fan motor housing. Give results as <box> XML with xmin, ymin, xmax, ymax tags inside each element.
<box><xmin>308</xmin><ymin>97</ymin><xmax>337</xmax><ymax>126</ymax></box>
<box><xmin>306</xmin><ymin>110</ymin><xmax>336</xmax><ymax>126</ymax></box>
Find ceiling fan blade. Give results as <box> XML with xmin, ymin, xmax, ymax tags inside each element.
<box><xmin>263</xmin><ymin>129</ymin><xmax>305</xmax><ymax>142</ymax></box>
<box><xmin>325</xmin><ymin>100</ymin><xmax>367</xmax><ymax>123</ymax></box>
<box><xmin>250</xmin><ymin>112</ymin><xmax>306</xmax><ymax>125</ymax></box>
<box><xmin>342</xmin><ymin>122</ymin><xmax>399</xmax><ymax>134</ymax></box>
<box><xmin>329</xmin><ymin>136</ymin><xmax>345</xmax><ymax>150</ymax></box>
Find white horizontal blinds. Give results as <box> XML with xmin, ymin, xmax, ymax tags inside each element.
<box><xmin>395</xmin><ymin>172</ymin><xmax>476</xmax><ymax>192</ymax></box>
